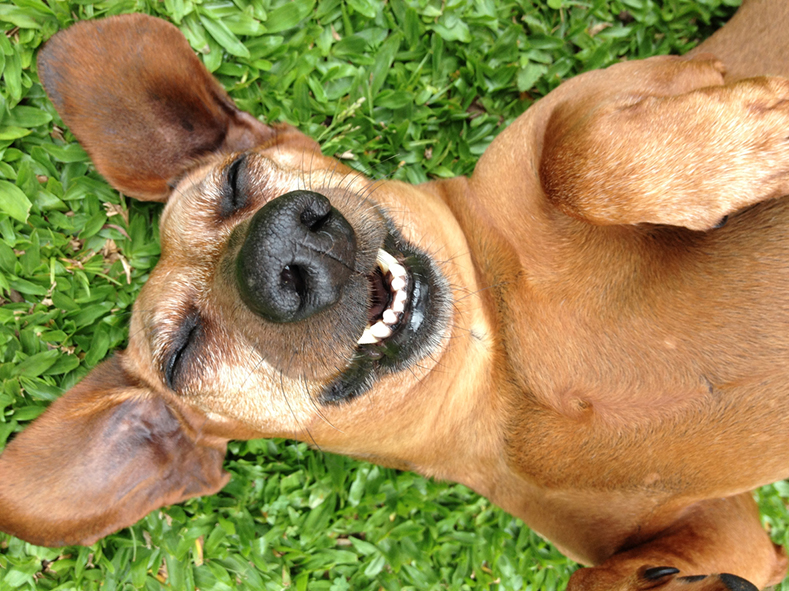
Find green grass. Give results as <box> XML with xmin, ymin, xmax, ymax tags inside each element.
<box><xmin>4</xmin><ymin>0</ymin><xmax>787</xmax><ymax>590</ymax></box>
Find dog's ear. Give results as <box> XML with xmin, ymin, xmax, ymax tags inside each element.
<box><xmin>0</xmin><ymin>356</ymin><xmax>233</xmax><ymax>547</ymax></box>
<box><xmin>36</xmin><ymin>14</ymin><xmax>279</xmax><ymax>201</ymax></box>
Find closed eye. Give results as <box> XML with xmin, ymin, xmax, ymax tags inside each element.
<box><xmin>219</xmin><ymin>154</ymin><xmax>248</xmax><ymax>218</ymax></box>
<box><xmin>164</xmin><ymin>312</ymin><xmax>202</xmax><ymax>391</ymax></box>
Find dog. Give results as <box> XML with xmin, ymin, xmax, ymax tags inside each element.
<box><xmin>2</xmin><ymin>1</ymin><xmax>789</xmax><ymax>588</ymax></box>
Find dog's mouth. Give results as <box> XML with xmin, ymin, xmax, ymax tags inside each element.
<box><xmin>226</xmin><ymin>183</ymin><xmax>450</xmax><ymax>404</ymax></box>
<box><xmin>358</xmin><ymin>249</ymin><xmax>410</xmax><ymax>346</ymax></box>
<box><xmin>320</xmin><ymin>230</ymin><xmax>450</xmax><ymax>404</ymax></box>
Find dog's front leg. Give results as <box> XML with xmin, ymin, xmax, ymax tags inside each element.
<box><xmin>567</xmin><ymin>493</ymin><xmax>786</xmax><ymax>591</ymax></box>
<box><xmin>540</xmin><ymin>59</ymin><xmax>789</xmax><ymax>231</ymax></box>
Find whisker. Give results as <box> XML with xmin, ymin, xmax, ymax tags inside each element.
<box><xmin>302</xmin><ymin>375</ymin><xmax>344</xmax><ymax>434</ymax></box>
<box><xmin>454</xmin><ymin>282</ymin><xmax>508</xmax><ymax>302</ymax></box>
<box><xmin>279</xmin><ymin>367</ymin><xmax>322</xmax><ymax>454</ymax></box>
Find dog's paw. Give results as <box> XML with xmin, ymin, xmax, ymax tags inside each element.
<box><xmin>542</xmin><ymin>74</ymin><xmax>789</xmax><ymax>231</ymax></box>
<box><xmin>684</xmin><ymin>76</ymin><xmax>789</xmax><ymax>227</ymax></box>
<box><xmin>567</xmin><ymin>565</ymin><xmax>759</xmax><ymax>591</ymax></box>
<box><xmin>639</xmin><ymin>567</ymin><xmax>757</xmax><ymax>590</ymax></box>
<box><xmin>608</xmin><ymin>53</ymin><xmax>727</xmax><ymax>98</ymax></box>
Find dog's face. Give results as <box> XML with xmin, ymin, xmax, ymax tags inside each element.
<box><xmin>0</xmin><ymin>13</ymin><xmax>497</xmax><ymax>547</ymax></box>
<box><xmin>128</xmin><ymin>145</ymin><xmax>461</xmax><ymax>441</ymax></box>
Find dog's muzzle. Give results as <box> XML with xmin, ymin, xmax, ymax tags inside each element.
<box><xmin>235</xmin><ymin>190</ymin><xmax>357</xmax><ymax>323</ymax></box>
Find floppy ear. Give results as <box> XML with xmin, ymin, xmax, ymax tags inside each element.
<box><xmin>0</xmin><ymin>356</ymin><xmax>231</xmax><ymax>547</ymax></box>
<box><xmin>36</xmin><ymin>14</ymin><xmax>278</xmax><ymax>201</ymax></box>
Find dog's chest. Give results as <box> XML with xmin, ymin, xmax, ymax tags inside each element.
<box><xmin>485</xmin><ymin>203</ymin><xmax>789</xmax><ymax>492</ymax></box>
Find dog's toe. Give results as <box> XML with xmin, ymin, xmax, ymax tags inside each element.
<box><xmin>571</xmin><ymin>566</ymin><xmax>761</xmax><ymax>591</ymax></box>
<box><xmin>716</xmin><ymin>573</ymin><xmax>758</xmax><ymax>591</ymax></box>
<box><xmin>643</xmin><ymin>566</ymin><xmax>681</xmax><ymax>581</ymax></box>
<box><xmin>674</xmin><ymin>573</ymin><xmax>758</xmax><ymax>590</ymax></box>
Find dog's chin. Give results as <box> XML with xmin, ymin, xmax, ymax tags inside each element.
<box><xmin>321</xmin><ymin>224</ymin><xmax>452</xmax><ymax>405</ymax></box>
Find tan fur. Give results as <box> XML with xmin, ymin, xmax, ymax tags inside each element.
<box><xmin>2</xmin><ymin>2</ymin><xmax>789</xmax><ymax>588</ymax></box>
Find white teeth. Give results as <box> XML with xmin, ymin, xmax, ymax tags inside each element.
<box><xmin>390</xmin><ymin>262</ymin><xmax>407</xmax><ymax>278</ymax></box>
<box><xmin>382</xmin><ymin>309</ymin><xmax>398</xmax><ymax>325</ymax></box>
<box><xmin>358</xmin><ymin>248</ymin><xmax>411</xmax><ymax>346</ymax></box>
<box><xmin>370</xmin><ymin>322</ymin><xmax>393</xmax><ymax>339</ymax></box>
<box><xmin>391</xmin><ymin>276</ymin><xmax>406</xmax><ymax>292</ymax></box>
<box><xmin>376</xmin><ymin>249</ymin><xmax>398</xmax><ymax>274</ymax></box>
<box><xmin>357</xmin><ymin>327</ymin><xmax>378</xmax><ymax>345</ymax></box>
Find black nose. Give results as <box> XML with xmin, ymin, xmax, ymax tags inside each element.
<box><xmin>236</xmin><ymin>190</ymin><xmax>357</xmax><ymax>323</ymax></box>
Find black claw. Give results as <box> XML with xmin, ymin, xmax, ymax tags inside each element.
<box><xmin>718</xmin><ymin>573</ymin><xmax>758</xmax><ymax>591</ymax></box>
<box><xmin>643</xmin><ymin>566</ymin><xmax>680</xmax><ymax>580</ymax></box>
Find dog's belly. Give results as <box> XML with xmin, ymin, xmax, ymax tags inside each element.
<box><xmin>442</xmin><ymin>132</ymin><xmax>789</xmax><ymax>568</ymax></box>
<box><xmin>485</xmin><ymin>197</ymin><xmax>789</xmax><ymax>495</ymax></box>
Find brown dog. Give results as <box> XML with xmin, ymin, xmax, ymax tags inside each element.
<box><xmin>2</xmin><ymin>1</ymin><xmax>789</xmax><ymax>588</ymax></box>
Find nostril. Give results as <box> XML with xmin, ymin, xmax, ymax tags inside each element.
<box><xmin>236</xmin><ymin>189</ymin><xmax>357</xmax><ymax>323</ymax></box>
<box><xmin>280</xmin><ymin>265</ymin><xmax>306</xmax><ymax>298</ymax></box>
<box><xmin>302</xmin><ymin>209</ymin><xmax>332</xmax><ymax>232</ymax></box>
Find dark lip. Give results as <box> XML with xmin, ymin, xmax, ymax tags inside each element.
<box><xmin>319</xmin><ymin>223</ymin><xmax>451</xmax><ymax>405</ymax></box>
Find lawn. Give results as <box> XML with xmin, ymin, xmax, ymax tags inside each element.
<box><xmin>3</xmin><ymin>0</ymin><xmax>788</xmax><ymax>590</ymax></box>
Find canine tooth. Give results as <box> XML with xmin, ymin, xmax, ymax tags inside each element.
<box><xmin>390</xmin><ymin>262</ymin><xmax>407</xmax><ymax>278</ymax></box>
<box><xmin>357</xmin><ymin>327</ymin><xmax>379</xmax><ymax>345</ymax></box>
<box><xmin>376</xmin><ymin>249</ymin><xmax>397</xmax><ymax>273</ymax></box>
<box><xmin>391</xmin><ymin>276</ymin><xmax>407</xmax><ymax>292</ymax></box>
<box><xmin>370</xmin><ymin>321</ymin><xmax>393</xmax><ymax>339</ymax></box>
<box><xmin>383</xmin><ymin>309</ymin><xmax>399</xmax><ymax>325</ymax></box>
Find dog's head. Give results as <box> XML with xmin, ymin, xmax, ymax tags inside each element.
<box><xmin>0</xmin><ymin>14</ymin><xmax>496</xmax><ymax>547</ymax></box>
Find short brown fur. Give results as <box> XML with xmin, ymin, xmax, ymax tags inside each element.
<box><xmin>2</xmin><ymin>2</ymin><xmax>789</xmax><ymax>588</ymax></box>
